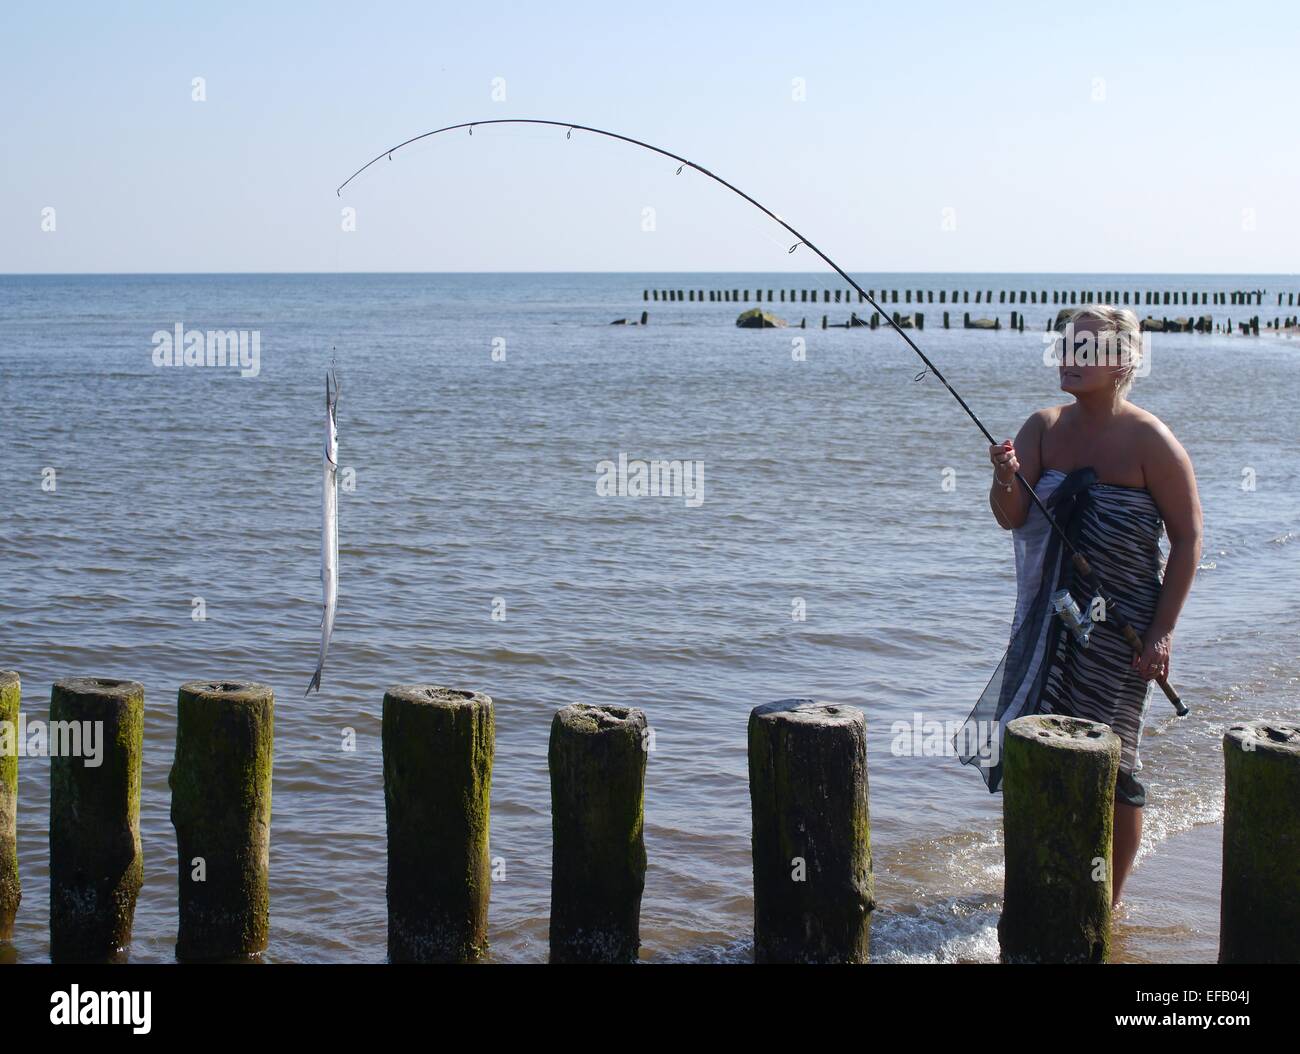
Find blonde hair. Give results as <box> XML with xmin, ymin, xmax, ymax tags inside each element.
<box><xmin>1053</xmin><ymin>306</ymin><xmax>1144</xmax><ymax>398</ymax></box>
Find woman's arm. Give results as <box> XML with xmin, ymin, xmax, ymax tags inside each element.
<box><xmin>989</xmin><ymin>411</ymin><xmax>1046</xmax><ymax>529</ymax></box>
<box><xmin>1134</xmin><ymin>422</ymin><xmax>1203</xmax><ymax>680</ymax></box>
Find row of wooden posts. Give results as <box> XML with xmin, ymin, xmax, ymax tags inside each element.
<box><xmin>646</xmin><ymin>287</ymin><xmax>1296</xmax><ymax>307</ymax></box>
<box><xmin>770</xmin><ymin>310</ymin><xmax>1292</xmax><ymax>336</ymax></box>
<box><xmin>810</xmin><ymin>310</ymin><xmax>996</xmax><ymax>331</ymax></box>
<box><xmin>1</xmin><ymin>671</ymin><xmax>1296</xmax><ymax>963</ymax></box>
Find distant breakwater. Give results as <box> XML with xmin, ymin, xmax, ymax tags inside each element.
<box><xmin>638</xmin><ymin>285</ymin><xmax>1299</xmax><ymax>336</ymax></box>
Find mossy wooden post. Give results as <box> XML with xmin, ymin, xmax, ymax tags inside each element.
<box><xmin>999</xmin><ymin>714</ymin><xmax>1118</xmax><ymax>964</ymax></box>
<box><xmin>1220</xmin><ymin>721</ymin><xmax>1300</xmax><ymax>963</ymax></box>
<box><xmin>0</xmin><ymin>671</ymin><xmax>19</xmax><ymax>939</ymax></box>
<box><xmin>49</xmin><ymin>677</ymin><xmax>144</xmax><ymax>962</ymax></box>
<box><xmin>548</xmin><ymin>704</ymin><xmax>647</xmax><ymax>963</ymax></box>
<box><xmin>748</xmin><ymin>699</ymin><xmax>873</xmax><ymax>963</ymax></box>
<box><xmin>383</xmin><ymin>685</ymin><xmax>494</xmax><ymax>963</ymax></box>
<box><xmin>169</xmin><ymin>680</ymin><xmax>273</xmax><ymax>961</ymax></box>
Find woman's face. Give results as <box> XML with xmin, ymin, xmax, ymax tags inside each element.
<box><xmin>1058</xmin><ymin>319</ymin><xmax>1128</xmax><ymax>397</ymax></box>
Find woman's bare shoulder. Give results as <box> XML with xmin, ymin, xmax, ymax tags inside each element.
<box><xmin>1023</xmin><ymin>404</ymin><xmax>1068</xmax><ymax>432</ymax></box>
<box><xmin>1124</xmin><ymin>404</ymin><xmax>1193</xmax><ymax>467</ymax></box>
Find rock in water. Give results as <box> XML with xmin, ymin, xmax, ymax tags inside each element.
<box><xmin>736</xmin><ymin>308</ymin><xmax>788</xmax><ymax>328</ymax></box>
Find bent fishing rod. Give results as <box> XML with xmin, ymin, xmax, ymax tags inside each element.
<box><xmin>338</xmin><ymin>118</ymin><xmax>1187</xmax><ymax>715</ymax></box>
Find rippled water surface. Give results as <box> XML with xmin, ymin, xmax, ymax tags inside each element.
<box><xmin>1</xmin><ymin>272</ymin><xmax>1297</xmax><ymax>963</ymax></box>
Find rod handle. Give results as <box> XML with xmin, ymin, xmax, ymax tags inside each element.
<box><xmin>1156</xmin><ymin>674</ymin><xmax>1189</xmax><ymax>716</ymax></box>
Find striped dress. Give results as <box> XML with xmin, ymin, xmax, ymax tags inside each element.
<box><xmin>955</xmin><ymin>467</ymin><xmax>1165</xmax><ymax>792</ymax></box>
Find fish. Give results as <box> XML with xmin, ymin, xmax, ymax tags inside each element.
<box><xmin>306</xmin><ymin>368</ymin><xmax>339</xmax><ymax>695</ymax></box>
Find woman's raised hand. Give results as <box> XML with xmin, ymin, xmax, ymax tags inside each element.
<box><xmin>989</xmin><ymin>439</ymin><xmax>1019</xmax><ymax>485</ymax></box>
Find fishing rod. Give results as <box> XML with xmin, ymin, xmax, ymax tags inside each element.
<box><xmin>338</xmin><ymin>118</ymin><xmax>1186</xmax><ymax>715</ymax></box>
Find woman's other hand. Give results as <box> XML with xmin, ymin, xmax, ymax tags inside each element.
<box><xmin>1133</xmin><ymin>628</ymin><xmax>1172</xmax><ymax>682</ymax></box>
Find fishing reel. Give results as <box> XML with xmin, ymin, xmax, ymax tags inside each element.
<box><xmin>1051</xmin><ymin>590</ymin><xmax>1097</xmax><ymax>648</ymax></box>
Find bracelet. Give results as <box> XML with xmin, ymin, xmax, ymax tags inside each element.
<box><xmin>994</xmin><ymin>471</ymin><xmax>1014</xmax><ymax>493</ymax></box>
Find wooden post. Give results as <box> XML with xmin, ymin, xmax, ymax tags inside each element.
<box><xmin>749</xmin><ymin>699</ymin><xmax>872</xmax><ymax>963</ymax></box>
<box><xmin>1220</xmin><ymin>721</ymin><xmax>1300</xmax><ymax>962</ymax></box>
<box><xmin>170</xmin><ymin>680</ymin><xmax>274</xmax><ymax>961</ymax></box>
<box><xmin>999</xmin><ymin>715</ymin><xmax>1118</xmax><ymax>964</ymax></box>
<box><xmin>49</xmin><ymin>677</ymin><xmax>144</xmax><ymax>962</ymax></box>
<box><xmin>383</xmin><ymin>684</ymin><xmax>494</xmax><ymax>963</ymax></box>
<box><xmin>0</xmin><ymin>671</ymin><xmax>18</xmax><ymax>940</ymax></box>
<box><xmin>548</xmin><ymin>704</ymin><xmax>647</xmax><ymax>963</ymax></box>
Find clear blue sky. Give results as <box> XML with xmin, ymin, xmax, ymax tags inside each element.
<box><xmin>2</xmin><ymin>0</ymin><xmax>1297</xmax><ymax>273</ymax></box>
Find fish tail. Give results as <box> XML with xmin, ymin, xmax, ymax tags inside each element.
<box><xmin>305</xmin><ymin>666</ymin><xmax>322</xmax><ymax>696</ymax></box>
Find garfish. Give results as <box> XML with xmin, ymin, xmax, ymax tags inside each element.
<box><xmin>306</xmin><ymin>368</ymin><xmax>339</xmax><ymax>695</ymax></box>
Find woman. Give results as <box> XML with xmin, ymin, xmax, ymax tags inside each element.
<box><xmin>959</xmin><ymin>305</ymin><xmax>1202</xmax><ymax>906</ymax></box>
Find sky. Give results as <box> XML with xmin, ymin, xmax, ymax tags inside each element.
<box><xmin>1</xmin><ymin>0</ymin><xmax>1297</xmax><ymax>274</ymax></box>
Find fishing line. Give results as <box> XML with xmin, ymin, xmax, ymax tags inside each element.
<box><xmin>337</xmin><ymin>117</ymin><xmax>1186</xmax><ymax>714</ymax></box>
